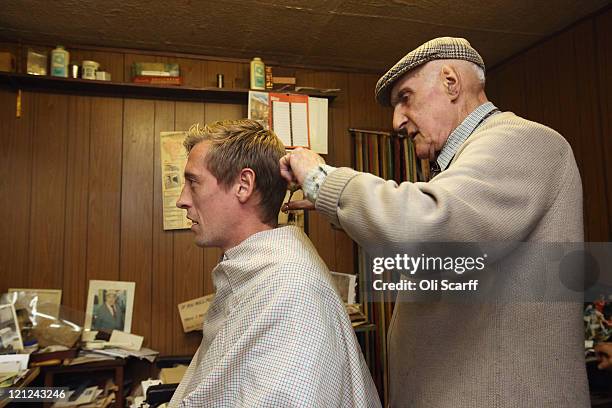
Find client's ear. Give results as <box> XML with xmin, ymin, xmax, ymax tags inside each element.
<box><xmin>236</xmin><ymin>168</ymin><xmax>256</xmax><ymax>203</ymax></box>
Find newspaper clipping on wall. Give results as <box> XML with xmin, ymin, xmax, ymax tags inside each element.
<box><xmin>160</xmin><ymin>131</ymin><xmax>191</xmax><ymax>230</ymax></box>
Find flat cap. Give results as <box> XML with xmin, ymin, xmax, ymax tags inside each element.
<box><xmin>375</xmin><ymin>37</ymin><xmax>485</xmax><ymax>106</ymax></box>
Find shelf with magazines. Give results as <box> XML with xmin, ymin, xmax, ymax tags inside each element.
<box><xmin>0</xmin><ymin>72</ymin><xmax>338</xmax><ymax>103</ymax></box>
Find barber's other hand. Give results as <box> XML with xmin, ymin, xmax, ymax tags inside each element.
<box><xmin>279</xmin><ymin>147</ymin><xmax>325</xmax><ymax>186</ymax></box>
<box><xmin>595</xmin><ymin>343</ymin><xmax>612</xmax><ymax>370</ymax></box>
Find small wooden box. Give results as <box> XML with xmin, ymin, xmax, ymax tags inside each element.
<box><xmin>0</xmin><ymin>51</ymin><xmax>16</xmax><ymax>72</ymax></box>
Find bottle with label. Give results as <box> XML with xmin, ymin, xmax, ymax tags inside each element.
<box><xmin>51</xmin><ymin>45</ymin><xmax>69</xmax><ymax>77</ymax></box>
<box><xmin>250</xmin><ymin>57</ymin><xmax>265</xmax><ymax>90</ymax></box>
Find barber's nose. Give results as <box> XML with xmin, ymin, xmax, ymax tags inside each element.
<box><xmin>393</xmin><ymin>106</ymin><xmax>408</xmax><ymax>133</ymax></box>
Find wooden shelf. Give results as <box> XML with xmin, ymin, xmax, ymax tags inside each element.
<box><xmin>353</xmin><ymin>323</ymin><xmax>376</xmax><ymax>333</ymax></box>
<box><xmin>0</xmin><ymin>72</ymin><xmax>338</xmax><ymax>104</ymax></box>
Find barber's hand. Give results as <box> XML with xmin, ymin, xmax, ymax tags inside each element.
<box><xmin>595</xmin><ymin>343</ymin><xmax>612</xmax><ymax>370</ymax></box>
<box><xmin>279</xmin><ymin>147</ymin><xmax>325</xmax><ymax>186</ymax></box>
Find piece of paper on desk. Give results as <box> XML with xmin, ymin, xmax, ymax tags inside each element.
<box><xmin>160</xmin><ymin>365</ymin><xmax>188</xmax><ymax>384</ymax></box>
<box><xmin>308</xmin><ymin>97</ymin><xmax>328</xmax><ymax>154</ymax></box>
<box><xmin>178</xmin><ymin>294</ymin><xmax>214</xmax><ymax>333</ymax></box>
<box><xmin>0</xmin><ymin>362</ymin><xmax>19</xmax><ymax>375</ymax></box>
<box><xmin>65</xmin><ymin>352</ymin><xmax>114</xmax><ymax>366</ymax></box>
<box><xmin>128</xmin><ymin>347</ymin><xmax>159</xmax><ymax>362</ymax></box>
<box><xmin>0</xmin><ymin>354</ymin><xmax>29</xmax><ymax>372</ymax></box>
<box><xmin>131</xmin><ymin>396</ymin><xmax>146</xmax><ymax>408</ymax></box>
<box><xmin>90</xmin><ymin>347</ymin><xmax>158</xmax><ymax>362</ymax></box>
<box><xmin>52</xmin><ymin>386</ymin><xmax>99</xmax><ymax>407</ymax></box>
<box><xmin>0</xmin><ymin>372</ymin><xmax>17</xmax><ymax>386</ymax></box>
<box><xmin>81</xmin><ymin>330</ymin><xmax>98</xmax><ymax>342</ymax></box>
<box><xmin>109</xmin><ymin>330</ymin><xmax>143</xmax><ymax>351</ymax></box>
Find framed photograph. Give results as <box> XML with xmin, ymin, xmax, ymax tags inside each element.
<box><xmin>84</xmin><ymin>280</ymin><xmax>135</xmax><ymax>333</ymax></box>
<box><xmin>0</xmin><ymin>304</ymin><xmax>23</xmax><ymax>352</ymax></box>
<box><xmin>247</xmin><ymin>90</ymin><xmax>270</xmax><ymax>130</ymax></box>
<box><xmin>8</xmin><ymin>288</ymin><xmax>62</xmax><ymax>318</ymax></box>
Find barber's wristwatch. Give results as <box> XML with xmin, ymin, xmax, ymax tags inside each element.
<box><xmin>303</xmin><ymin>164</ymin><xmax>335</xmax><ymax>203</ymax></box>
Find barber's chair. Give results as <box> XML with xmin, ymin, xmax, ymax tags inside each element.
<box><xmin>145</xmin><ymin>356</ymin><xmax>191</xmax><ymax>408</ymax></box>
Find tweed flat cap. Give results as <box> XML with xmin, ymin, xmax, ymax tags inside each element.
<box><xmin>375</xmin><ymin>37</ymin><xmax>485</xmax><ymax>106</ymax></box>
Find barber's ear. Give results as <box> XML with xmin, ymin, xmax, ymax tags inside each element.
<box><xmin>441</xmin><ymin>65</ymin><xmax>460</xmax><ymax>101</ymax></box>
<box><xmin>236</xmin><ymin>168</ymin><xmax>256</xmax><ymax>203</ymax></box>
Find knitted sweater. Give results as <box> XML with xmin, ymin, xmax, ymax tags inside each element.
<box><xmin>316</xmin><ymin>112</ymin><xmax>589</xmax><ymax>407</ymax></box>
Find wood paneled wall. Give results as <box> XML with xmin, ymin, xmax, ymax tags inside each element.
<box><xmin>0</xmin><ymin>43</ymin><xmax>392</xmax><ymax>355</ymax></box>
<box><xmin>486</xmin><ymin>7</ymin><xmax>612</xmax><ymax>241</ymax></box>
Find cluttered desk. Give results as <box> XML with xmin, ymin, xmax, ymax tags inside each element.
<box><xmin>0</xmin><ymin>289</ymin><xmax>169</xmax><ymax>407</ymax></box>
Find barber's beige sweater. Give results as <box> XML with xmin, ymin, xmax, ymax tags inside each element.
<box><xmin>316</xmin><ymin>112</ymin><xmax>589</xmax><ymax>407</ymax></box>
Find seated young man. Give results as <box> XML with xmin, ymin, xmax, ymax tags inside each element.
<box><xmin>169</xmin><ymin>120</ymin><xmax>380</xmax><ymax>407</ymax></box>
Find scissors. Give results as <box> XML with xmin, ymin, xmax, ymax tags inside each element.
<box><xmin>287</xmin><ymin>183</ymin><xmax>301</xmax><ymax>203</ymax></box>
<box><xmin>284</xmin><ymin>183</ymin><xmax>301</xmax><ymax>215</ymax></box>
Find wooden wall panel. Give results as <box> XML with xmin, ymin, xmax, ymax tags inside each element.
<box><xmin>596</xmin><ymin>10</ymin><xmax>612</xmax><ymax>239</ymax></box>
<box><xmin>329</xmin><ymin>71</ymin><xmax>357</xmax><ymax>273</ymax></box>
<box><xmin>489</xmin><ymin>57</ymin><xmax>529</xmax><ymax>118</ymax></box>
<box><xmin>62</xmin><ymin>95</ymin><xmax>91</xmax><ymax>312</ymax></box>
<box><xmin>348</xmin><ymin>73</ymin><xmax>391</xmax><ymax>132</ymax></box>
<box><xmin>487</xmin><ymin>7</ymin><xmax>611</xmax><ymax>241</ymax></box>
<box><xmin>552</xmin><ymin>30</ymin><xmax>584</xmax><ymax>171</ymax></box>
<box><xmin>87</xmin><ymin>97</ymin><xmax>123</xmax><ymax>282</ymax></box>
<box><xmin>206</xmin><ymin>61</ymin><xmax>250</xmax><ymax>89</ymax></box>
<box><xmin>151</xmin><ymin>100</ymin><xmax>176</xmax><ymax>355</ymax></box>
<box><xmin>173</xmin><ymin>101</ymin><xmax>206</xmax><ymax>355</ymax></box>
<box><xmin>27</xmin><ymin>93</ymin><xmax>69</xmax><ymax>289</ymax></box>
<box><xmin>572</xmin><ymin>20</ymin><xmax>609</xmax><ymax>241</ymax></box>
<box><xmin>0</xmin><ymin>90</ymin><xmax>33</xmax><ymax>289</ymax></box>
<box><xmin>175</xmin><ymin>58</ymin><xmax>205</xmax><ymax>88</ymax></box>
<box><xmin>121</xmin><ymin>99</ymin><xmax>155</xmax><ymax>342</ymax></box>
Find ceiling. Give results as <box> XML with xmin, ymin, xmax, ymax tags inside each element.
<box><xmin>0</xmin><ymin>0</ymin><xmax>609</xmax><ymax>73</ymax></box>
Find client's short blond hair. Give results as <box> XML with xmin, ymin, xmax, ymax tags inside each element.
<box><xmin>184</xmin><ymin>119</ymin><xmax>287</xmax><ymax>226</ymax></box>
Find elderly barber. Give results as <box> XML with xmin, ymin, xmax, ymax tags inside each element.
<box><xmin>280</xmin><ymin>37</ymin><xmax>588</xmax><ymax>407</ymax></box>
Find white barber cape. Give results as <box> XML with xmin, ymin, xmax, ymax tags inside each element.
<box><xmin>169</xmin><ymin>226</ymin><xmax>381</xmax><ymax>408</ymax></box>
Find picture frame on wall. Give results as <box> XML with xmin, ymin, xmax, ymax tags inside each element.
<box><xmin>84</xmin><ymin>280</ymin><xmax>135</xmax><ymax>333</ymax></box>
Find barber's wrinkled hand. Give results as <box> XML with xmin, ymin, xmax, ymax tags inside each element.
<box><xmin>595</xmin><ymin>343</ymin><xmax>612</xmax><ymax>370</ymax></box>
<box><xmin>280</xmin><ymin>147</ymin><xmax>325</xmax><ymax>185</ymax></box>
<box><xmin>280</xmin><ymin>148</ymin><xmax>324</xmax><ymax>212</ymax></box>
